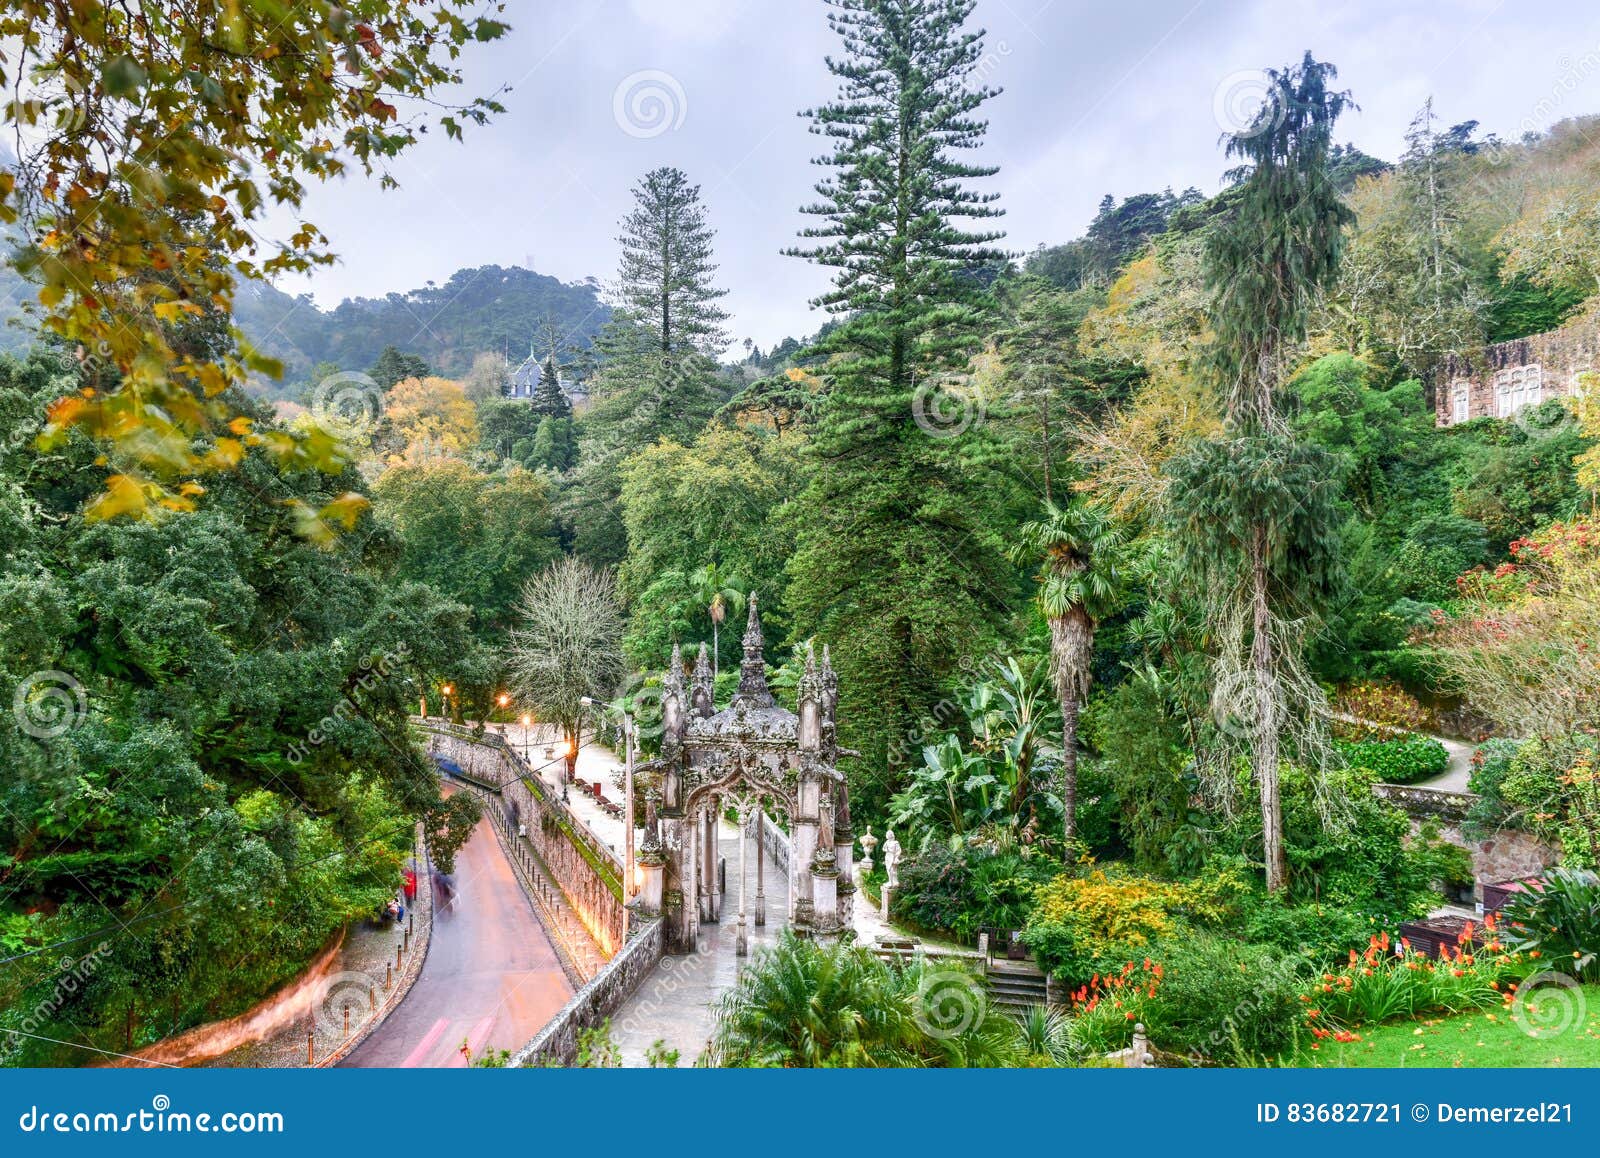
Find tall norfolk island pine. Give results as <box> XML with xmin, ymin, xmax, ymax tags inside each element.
<box><xmin>1168</xmin><ymin>54</ymin><xmax>1351</xmax><ymax>892</ymax></box>
<box><xmin>785</xmin><ymin>0</ymin><xmax>1010</xmax><ymax>811</ymax></box>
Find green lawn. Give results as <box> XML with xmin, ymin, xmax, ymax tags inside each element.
<box><xmin>1298</xmin><ymin>986</ymin><xmax>1600</xmax><ymax>1068</ymax></box>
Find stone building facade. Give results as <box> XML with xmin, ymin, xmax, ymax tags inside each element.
<box><xmin>1436</xmin><ymin>317</ymin><xmax>1599</xmax><ymax>426</ymax></box>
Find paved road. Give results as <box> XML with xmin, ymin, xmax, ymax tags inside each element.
<box><xmin>343</xmin><ymin>796</ymin><xmax>573</xmax><ymax>1067</ymax></box>
<box><xmin>1415</xmin><ymin>733</ymin><xmax>1477</xmax><ymax>794</ymax></box>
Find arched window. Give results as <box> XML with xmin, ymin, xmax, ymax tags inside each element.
<box><xmin>1495</xmin><ymin>364</ymin><xmax>1543</xmax><ymax>418</ymax></box>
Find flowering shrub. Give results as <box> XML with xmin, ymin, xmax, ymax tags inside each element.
<box><xmin>1065</xmin><ymin>937</ymin><xmax>1304</xmax><ymax>1062</ymax></box>
<box><xmin>1066</xmin><ymin>960</ymin><xmax>1163</xmax><ymax>1055</ymax></box>
<box><xmin>1499</xmin><ymin>868</ymin><xmax>1600</xmax><ymax>981</ymax></box>
<box><xmin>1299</xmin><ymin>924</ymin><xmax>1524</xmax><ymax>1041</ymax></box>
<box><xmin>1023</xmin><ymin>866</ymin><xmax>1245</xmax><ymax>983</ymax></box>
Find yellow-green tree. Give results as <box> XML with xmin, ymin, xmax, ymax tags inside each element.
<box><xmin>3</xmin><ymin>1</ymin><xmax>506</xmax><ymax>520</ymax></box>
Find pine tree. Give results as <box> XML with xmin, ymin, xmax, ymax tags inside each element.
<box><xmin>616</xmin><ymin>166</ymin><xmax>729</xmax><ymax>361</ymax></box>
<box><xmin>369</xmin><ymin>345</ymin><xmax>431</xmax><ymax>390</ymax></box>
<box><xmin>532</xmin><ymin>354</ymin><xmax>571</xmax><ymax>418</ymax></box>
<box><xmin>783</xmin><ymin>0</ymin><xmax>1010</xmax><ymax>813</ymax></box>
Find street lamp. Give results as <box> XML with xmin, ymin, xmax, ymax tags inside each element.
<box><xmin>519</xmin><ymin>714</ymin><xmax>531</xmax><ymax>763</ymax></box>
<box><xmin>581</xmin><ymin>696</ymin><xmax>637</xmax><ymax>913</ymax></box>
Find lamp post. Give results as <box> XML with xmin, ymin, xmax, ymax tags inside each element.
<box><xmin>519</xmin><ymin>714</ymin><xmax>531</xmax><ymax>764</ymax></box>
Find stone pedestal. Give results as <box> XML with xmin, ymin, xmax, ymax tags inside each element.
<box><xmin>638</xmin><ymin>858</ymin><xmax>665</xmax><ymax>917</ymax></box>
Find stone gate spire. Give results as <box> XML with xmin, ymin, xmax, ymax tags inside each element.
<box><xmin>690</xmin><ymin>641</ymin><xmax>714</xmax><ymax>717</ymax></box>
<box><xmin>735</xmin><ymin>592</ymin><xmax>775</xmax><ymax>708</ymax></box>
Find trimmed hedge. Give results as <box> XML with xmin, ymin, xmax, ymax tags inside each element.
<box><xmin>1335</xmin><ymin>736</ymin><xmax>1450</xmax><ymax>785</ymax></box>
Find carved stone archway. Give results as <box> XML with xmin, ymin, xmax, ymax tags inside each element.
<box><xmin>634</xmin><ymin>595</ymin><xmax>854</xmax><ymax>954</ymax></box>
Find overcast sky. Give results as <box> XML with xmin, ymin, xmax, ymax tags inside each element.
<box><xmin>271</xmin><ymin>0</ymin><xmax>1600</xmax><ymax>349</ymax></box>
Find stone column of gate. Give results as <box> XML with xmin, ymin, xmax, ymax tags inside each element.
<box><xmin>791</xmin><ymin>776</ymin><xmax>819</xmax><ymax>924</ymax></box>
<box><xmin>694</xmin><ymin>805</ymin><xmax>708</xmax><ymax>925</ymax></box>
<box><xmin>703</xmin><ymin>805</ymin><xmax>718</xmax><ymax>923</ymax></box>
<box><xmin>710</xmin><ymin>798</ymin><xmax>724</xmax><ymax>921</ymax></box>
<box><xmin>754</xmin><ymin>810</ymin><xmax>766</xmax><ymax>927</ymax></box>
<box><xmin>735</xmin><ymin>804</ymin><xmax>750</xmax><ymax>956</ymax></box>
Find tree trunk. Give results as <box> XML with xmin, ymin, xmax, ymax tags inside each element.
<box><xmin>1050</xmin><ymin>607</ymin><xmax>1095</xmax><ymax>847</ymax></box>
<box><xmin>1251</xmin><ymin>524</ymin><xmax>1286</xmax><ymax>893</ymax></box>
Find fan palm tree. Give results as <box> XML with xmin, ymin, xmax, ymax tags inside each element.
<box><xmin>689</xmin><ymin>561</ymin><xmax>746</xmax><ymax>680</ymax></box>
<box><xmin>1010</xmin><ymin>499</ymin><xmax>1126</xmax><ymax>845</ymax></box>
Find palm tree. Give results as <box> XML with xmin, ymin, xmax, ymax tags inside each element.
<box><xmin>689</xmin><ymin>561</ymin><xmax>746</xmax><ymax>680</ymax></box>
<box><xmin>711</xmin><ymin>932</ymin><xmax>1024</xmax><ymax>1067</ymax></box>
<box><xmin>1010</xmin><ymin>499</ymin><xmax>1126</xmax><ymax>846</ymax></box>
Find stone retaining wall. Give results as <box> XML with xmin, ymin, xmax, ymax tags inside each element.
<box><xmin>509</xmin><ymin>918</ymin><xmax>665</xmax><ymax>1067</ymax></box>
<box><xmin>416</xmin><ymin>720</ymin><xmax>626</xmax><ymax>956</ymax></box>
<box><xmin>1373</xmin><ymin>783</ymin><xmax>1561</xmax><ymax>890</ymax></box>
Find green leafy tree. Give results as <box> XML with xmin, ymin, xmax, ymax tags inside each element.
<box><xmin>373</xmin><ymin>461</ymin><xmax>561</xmax><ymax>635</ymax></box>
<box><xmin>783</xmin><ymin>0</ymin><xmax>1010</xmax><ymax>810</ymax></box>
<box><xmin>8</xmin><ymin>1</ymin><xmax>506</xmax><ymax>520</ymax></box>
<box><xmin>1010</xmin><ymin>499</ymin><xmax>1125</xmax><ymax>843</ymax></box>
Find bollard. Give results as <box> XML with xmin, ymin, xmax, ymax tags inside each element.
<box><xmin>343</xmin><ymin>1005</ymin><xmax>350</xmax><ymax>1036</ymax></box>
<box><xmin>396</xmin><ymin>943</ymin><xmax>403</xmax><ymax>970</ymax></box>
<box><xmin>386</xmin><ymin>962</ymin><xmax>392</xmax><ymax>989</ymax></box>
<box><xmin>408</xmin><ymin>913</ymin><xmax>413</xmax><ymax>936</ymax></box>
<box><xmin>369</xmin><ymin>985</ymin><xmax>376</xmax><ymax>1011</ymax></box>
<box><xmin>307</xmin><ymin>1025</ymin><xmax>315</xmax><ymax>1066</ymax></box>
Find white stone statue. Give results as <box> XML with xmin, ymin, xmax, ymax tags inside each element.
<box><xmin>882</xmin><ymin>828</ymin><xmax>902</xmax><ymax>889</ymax></box>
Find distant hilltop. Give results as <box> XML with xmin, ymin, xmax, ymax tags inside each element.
<box><xmin>232</xmin><ymin>264</ymin><xmax>610</xmax><ymax>384</ymax></box>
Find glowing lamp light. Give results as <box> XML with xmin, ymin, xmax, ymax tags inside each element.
<box><xmin>441</xmin><ymin>684</ymin><xmax>453</xmax><ymax>696</ymax></box>
<box><xmin>496</xmin><ymin>692</ymin><xmax>510</xmax><ymax>708</ymax></box>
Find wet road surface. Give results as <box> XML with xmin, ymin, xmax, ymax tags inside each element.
<box><xmin>343</xmin><ymin>799</ymin><xmax>573</xmax><ymax>1067</ymax></box>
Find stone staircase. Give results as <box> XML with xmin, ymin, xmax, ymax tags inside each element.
<box><xmin>984</xmin><ymin>959</ymin><xmax>1051</xmax><ymax>1011</ymax></box>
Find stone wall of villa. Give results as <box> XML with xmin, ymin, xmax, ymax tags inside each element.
<box><xmin>1437</xmin><ymin>318</ymin><xmax>1599</xmax><ymax>426</ymax></box>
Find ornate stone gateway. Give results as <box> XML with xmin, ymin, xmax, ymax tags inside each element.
<box><xmin>633</xmin><ymin>596</ymin><xmax>855</xmax><ymax>955</ymax></box>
